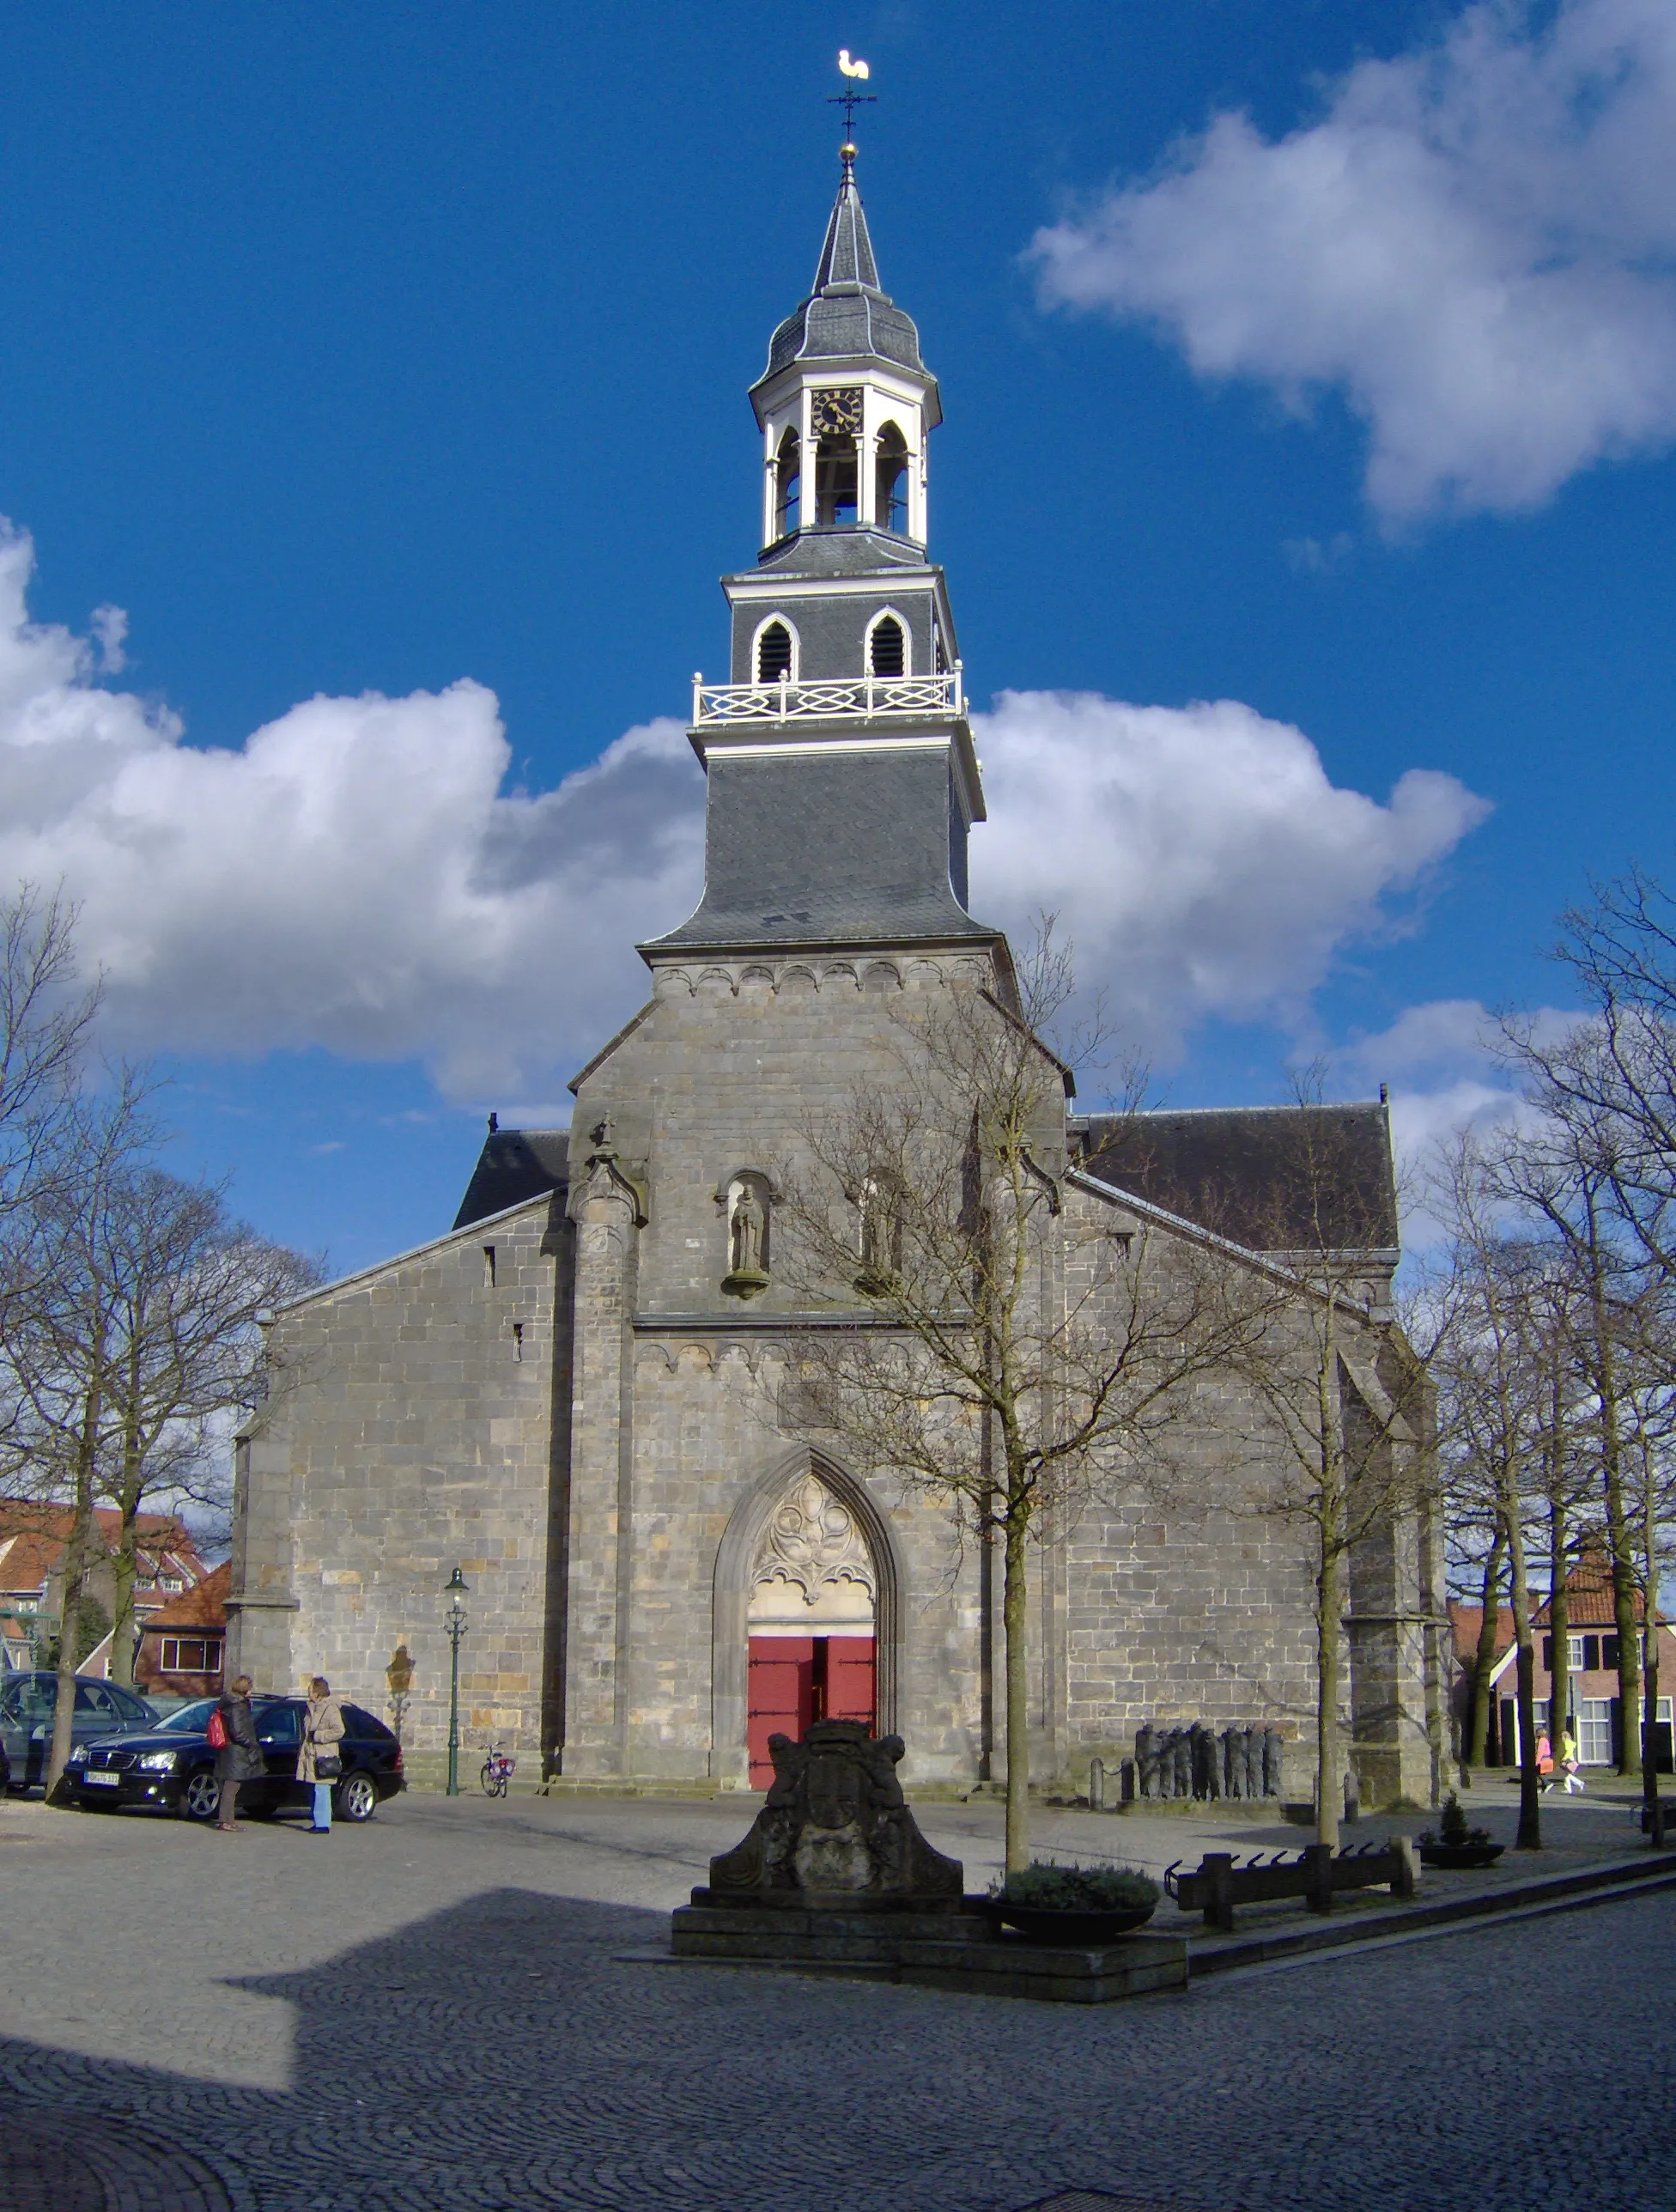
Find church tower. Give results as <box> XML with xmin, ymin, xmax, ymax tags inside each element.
<box><xmin>652</xmin><ymin>143</ymin><xmax>991</xmax><ymax>957</ymax></box>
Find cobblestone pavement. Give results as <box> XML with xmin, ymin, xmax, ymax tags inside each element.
<box><xmin>2</xmin><ymin>1786</ymin><xmax>1673</xmax><ymax>2212</ymax></box>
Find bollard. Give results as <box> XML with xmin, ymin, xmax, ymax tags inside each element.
<box><xmin>1303</xmin><ymin>1841</ymin><xmax>1336</xmax><ymax>1915</ymax></box>
<box><xmin>1203</xmin><ymin>1851</ymin><xmax>1236</xmax><ymax>1932</ymax></box>
<box><xmin>1089</xmin><ymin>1755</ymin><xmax>1106</xmax><ymax>1812</ymax></box>
<box><xmin>1392</xmin><ymin>1833</ymin><xmax>1419</xmax><ymax>1899</ymax></box>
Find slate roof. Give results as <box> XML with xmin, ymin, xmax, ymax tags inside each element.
<box><xmin>1078</xmin><ymin>1103</ymin><xmax>1398</xmax><ymax>1252</ymax></box>
<box><xmin>649</xmin><ymin>749</ymin><xmax>993</xmax><ymax>952</ymax></box>
<box><xmin>754</xmin><ymin>161</ymin><xmax>933</xmax><ymax>392</ymax></box>
<box><xmin>452</xmin><ymin>1127</ymin><xmax>569</xmax><ymax>1231</ymax></box>
<box><xmin>752</xmin><ymin>527</ymin><xmax>928</xmax><ymax>578</ymax></box>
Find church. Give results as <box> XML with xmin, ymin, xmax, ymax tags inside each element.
<box><xmin>228</xmin><ymin>145</ymin><xmax>1443</xmax><ymax>1807</ymax></box>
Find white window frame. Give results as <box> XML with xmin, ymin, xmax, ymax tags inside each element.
<box><xmin>750</xmin><ymin>612</ymin><xmax>800</xmax><ymax>686</ymax></box>
<box><xmin>1577</xmin><ymin>1698</ymin><xmax>1613</xmax><ymax>1765</ymax></box>
<box><xmin>865</xmin><ymin>606</ymin><xmax>912</xmax><ymax>678</ymax></box>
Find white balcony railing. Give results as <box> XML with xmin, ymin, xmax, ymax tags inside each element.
<box><xmin>692</xmin><ymin>667</ymin><xmax>964</xmax><ymax>727</ymax></box>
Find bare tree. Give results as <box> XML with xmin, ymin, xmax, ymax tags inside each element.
<box><xmin>2</xmin><ymin>1076</ymin><xmax>151</xmax><ymax>1798</ymax></box>
<box><xmin>4</xmin><ymin>1121</ymin><xmax>318</xmax><ymax>1789</ymax></box>
<box><xmin>775</xmin><ymin>929</ymin><xmax>1262</xmax><ymax>1871</ymax></box>
<box><xmin>1228</xmin><ymin>1080</ymin><xmax>1436</xmax><ymax>1850</ymax></box>
<box><xmin>96</xmin><ymin>1170</ymin><xmax>320</xmax><ymax>1682</ymax></box>
<box><xmin>1426</xmin><ymin>1137</ymin><xmax>1584</xmax><ymax>1850</ymax></box>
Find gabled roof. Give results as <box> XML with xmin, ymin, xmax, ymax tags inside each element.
<box><xmin>452</xmin><ymin>1126</ymin><xmax>569</xmax><ymax>1230</ymax></box>
<box><xmin>1077</xmin><ymin>1103</ymin><xmax>1398</xmax><ymax>1254</ymax></box>
<box><xmin>138</xmin><ymin>1559</ymin><xmax>230</xmax><ymax>1633</ymax></box>
<box><xmin>0</xmin><ymin>1507</ymin><xmax>204</xmax><ymax>1595</ymax></box>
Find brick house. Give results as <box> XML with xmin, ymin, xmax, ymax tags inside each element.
<box><xmin>1453</xmin><ymin>1546</ymin><xmax>1675</xmax><ymax>1771</ymax></box>
<box><xmin>0</xmin><ymin>1505</ymin><xmax>208</xmax><ymax>1668</ymax></box>
<box><xmin>134</xmin><ymin>1561</ymin><xmax>230</xmax><ymax>1698</ymax></box>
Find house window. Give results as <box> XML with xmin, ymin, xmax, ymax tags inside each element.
<box><xmin>868</xmin><ymin>615</ymin><xmax>906</xmax><ymax>678</ymax></box>
<box><xmin>756</xmin><ymin>621</ymin><xmax>793</xmax><ymax>683</ymax></box>
<box><xmin>1577</xmin><ymin>1698</ymin><xmax>1613</xmax><ymax>1765</ymax></box>
<box><xmin>774</xmin><ymin>428</ymin><xmax>800</xmax><ymax>538</ymax></box>
<box><xmin>161</xmin><ymin>1577</ymin><xmax>184</xmax><ymax>1594</ymax></box>
<box><xmin>875</xmin><ymin>422</ymin><xmax>908</xmax><ymax>533</ymax></box>
<box><xmin>159</xmin><ymin>1637</ymin><xmax>222</xmax><ymax>1674</ymax></box>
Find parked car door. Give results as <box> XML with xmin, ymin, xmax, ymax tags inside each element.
<box><xmin>74</xmin><ymin>1679</ymin><xmax>151</xmax><ymax>1753</ymax></box>
<box><xmin>253</xmin><ymin>1699</ymin><xmax>303</xmax><ymax>1807</ymax></box>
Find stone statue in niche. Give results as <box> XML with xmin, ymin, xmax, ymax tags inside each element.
<box><xmin>706</xmin><ymin>1720</ymin><xmax>962</xmax><ymax>1898</ymax></box>
<box><xmin>721</xmin><ymin>1174</ymin><xmax>771</xmax><ymax>1298</ymax></box>
<box><xmin>731</xmin><ymin>1184</ymin><xmax>766</xmax><ymax>1275</ymax></box>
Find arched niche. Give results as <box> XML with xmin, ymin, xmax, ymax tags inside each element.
<box><xmin>710</xmin><ymin>1445</ymin><xmax>902</xmax><ymax>1784</ymax></box>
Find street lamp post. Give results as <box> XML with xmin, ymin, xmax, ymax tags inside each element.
<box><xmin>443</xmin><ymin>1566</ymin><xmax>469</xmax><ymax>1796</ymax></box>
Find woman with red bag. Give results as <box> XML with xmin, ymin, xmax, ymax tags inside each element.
<box><xmin>212</xmin><ymin>1674</ymin><xmax>264</xmax><ymax>1832</ymax></box>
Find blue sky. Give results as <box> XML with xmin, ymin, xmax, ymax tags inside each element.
<box><xmin>3</xmin><ymin>2</ymin><xmax>1673</xmax><ymax>1274</ymax></box>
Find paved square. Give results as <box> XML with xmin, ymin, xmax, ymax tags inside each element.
<box><xmin>2</xmin><ymin>1788</ymin><xmax>1673</xmax><ymax>2211</ymax></box>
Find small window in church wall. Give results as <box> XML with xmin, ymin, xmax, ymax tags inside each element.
<box><xmin>774</xmin><ymin>428</ymin><xmax>800</xmax><ymax>538</ymax></box>
<box><xmin>756</xmin><ymin>621</ymin><xmax>793</xmax><ymax>683</ymax></box>
<box><xmin>869</xmin><ymin>615</ymin><xmax>906</xmax><ymax>678</ymax></box>
<box><xmin>483</xmin><ymin>1245</ymin><xmax>496</xmax><ymax>1288</ymax></box>
<box><xmin>875</xmin><ymin>422</ymin><xmax>908</xmax><ymax>534</ymax></box>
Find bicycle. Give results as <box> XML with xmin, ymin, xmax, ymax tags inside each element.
<box><xmin>480</xmin><ymin>1744</ymin><xmax>516</xmax><ymax>1798</ymax></box>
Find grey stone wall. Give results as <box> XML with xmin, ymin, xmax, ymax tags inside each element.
<box><xmin>229</xmin><ymin>1196</ymin><xmax>565</xmax><ymax>1758</ymax></box>
<box><xmin>232</xmin><ymin>948</ymin><xmax>1438</xmax><ymax>1807</ymax></box>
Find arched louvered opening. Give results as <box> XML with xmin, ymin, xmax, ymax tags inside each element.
<box><xmin>868</xmin><ymin>614</ymin><xmax>906</xmax><ymax>678</ymax></box>
<box><xmin>774</xmin><ymin>428</ymin><xmax>800</xmax><ymax>539</ymax></box>
<box><xmin>875</xmin><ymin>422</ymin><xmax>908</xmax><ymax>534</ymax></box>
<box><xmin>816</xmin><ymin>434</ymin><xmax>859</xmax><ymax>526</ymax></box>
<box><xmin>756</xmin><ymin>620</ymin><xmax>793</xmax><ymax>684</ymax></box>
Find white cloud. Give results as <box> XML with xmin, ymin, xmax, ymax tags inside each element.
<box><xmin>0</xmin><ymin>522</ymin><xmax>1489</xmax><ymax>1099</ymax></box>
<box><xmin>0</xmin><ymin>522</ymin><xmax>705</xmax><ymax>1098</ymax></box>
<box><xmin>1030</xmin><ymin>0</ymin><xmax>1676</xmax><ymax>519</ymax></box>
<box><xmin>969</xmin><ymin>690</ymin><xmax>1488</xmax><ymax>1053</ymax></box>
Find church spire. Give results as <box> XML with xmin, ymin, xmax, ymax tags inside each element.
<box><xmin>811</xmin><ymin>153</ymin><xmax>882</xmax><ymax>295</ymax></box>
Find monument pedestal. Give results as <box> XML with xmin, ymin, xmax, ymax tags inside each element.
<box><xmin>665</xmin><ymin>1721</ymin><xmax>1188</xmax><ymax>2003</ymax></box>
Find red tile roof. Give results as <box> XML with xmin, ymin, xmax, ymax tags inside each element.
<box><xmin>137</xmin><ymin>1560</ymin><xmax>229</xmax><ymax>1632</ymax></box>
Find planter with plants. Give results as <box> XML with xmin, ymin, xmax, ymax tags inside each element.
<box><xmin>1417</xmin><ymin>1791</ymin><xmax>1505</xmax><ymax>1869</ymax></box>
<box><xmin>987</xmin><ymin>1859</ymin><xmax>1162</xmax><ymax>1942</ymax></box>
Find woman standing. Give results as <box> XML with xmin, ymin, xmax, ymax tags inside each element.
<box><xmin>297</xmin><ymin>1675</ymin><xmax>345</xmax><ymax>1833</ymax></box>
<box><xmin>214</xmin><ymin>1674</ymin><xmax>265</xmax><ymax>1832</ymax></box>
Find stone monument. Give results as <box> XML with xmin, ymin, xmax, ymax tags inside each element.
<box><xmin>706</xmin><ymin>1719</ymin><xmax>962</xmax><ymax>1897</ymax></box>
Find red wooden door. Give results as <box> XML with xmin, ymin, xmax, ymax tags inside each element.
<box><xmin>825</xmin><ymin>1637</ymin><xmax>877</xmax><ymax>1729</ymax></box>
<box><xmin>748</xmin><ymin>1637</ymin><xmax>814</xmax><ymax>1786</ymax></box>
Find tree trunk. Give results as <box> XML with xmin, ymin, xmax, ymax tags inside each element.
<box><xmin>1315</xmin><ymin>1535</ymin><xmax>1345</xmax><ymax>1851</ymax></box>
<box><xmin>108</xmin><ymin>1419</ymin><xmax>143</xmax><ymax>1688</ymax></box>
<box><xmin>1589</xmin><ymin>1243</ymin><xmax>1642</xmax><ymax>1776</ymax></box>
<box><xmin>1547</xmin><ymin>1491</ymin><xmax>1570</xmax><ymax>1766</ymax></box>
<box><xmin>1468</xmin><ymin>1522</ymin><xmax>1508</xmax><ymax>1771</ymax></box>
<box><xmin>1505</xmin><ymin>1498</ymin><xmax>1542</xmax><ymax>1850</ymax></box>
<box><xmin>46</xmin><ymin>1390</ymin><xmax>101</xmax><ymax>1802</ymax></box>
<box><xmin>1002</xmin><ymin>1513</ymin><xmax>1030</xmax><ymax>1875</ymax></box>
<box><xmin>1644</xmin><ymin>1488</ymin><xmax>1666</xmax><ymax>1850</ymax></box>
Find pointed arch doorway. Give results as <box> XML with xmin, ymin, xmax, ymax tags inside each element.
<box><xmin>745</xmin><ymin>1469</ymin><xmax>877</xmax><ymax>1783</ymax></box>
<box><xmin>712</xmin><ymin>1451</ymin><xmax>898</xmax><ymax>1788</ymax></box>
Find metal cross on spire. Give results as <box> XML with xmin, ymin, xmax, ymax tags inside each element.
<box><xmin>828</xmin><ymin>49</ymin><xmax>876</xmax><ymax>169</ymax></box>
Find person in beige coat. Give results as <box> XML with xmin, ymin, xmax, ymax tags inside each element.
<box><xmin>296</xmin><ymin>1676</ymin><xmax>345</xmax><ymax>1833</ymax></box>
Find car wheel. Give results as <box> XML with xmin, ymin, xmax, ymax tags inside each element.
<box><xmin>334</xmin><ymin>1771</ymin><xmax>379</xmax><ymax>1823</ymax></box>
<box><xmin>180</xmin><ymin>1769</ymin><xmax>221</xmax><ymax>1822</ymax></box>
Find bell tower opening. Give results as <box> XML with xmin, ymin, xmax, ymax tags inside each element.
<box><xmin>773</xmin><ymin>428</ymin><xmax>800</xmax><ymax>541</ymax></box>
<box><xmin>745</xmin><ymin>1469</ymin><xmax>877</xmax><ymax>1784</ymax></box>
<box><xmin>875</xmin><ymin>421</ymin><xmax>908</xmax><ymax>534</ymax></box>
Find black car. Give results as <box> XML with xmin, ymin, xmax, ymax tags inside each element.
<box><xmin>62</xmin><ymin>1693</ymin><xmax>405</xmax><ymax>1822</ymax></box>
<box><xmin>0</xmin><ymin>1670</ymin><xmax>157</xmax><ymax>1789</ymax></box>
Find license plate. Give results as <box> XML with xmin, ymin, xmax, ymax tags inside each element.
<box><xmin>83</xmin><ymin>1771</ymin><xmax>118</xmax><ymax>1786</ymax></box>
